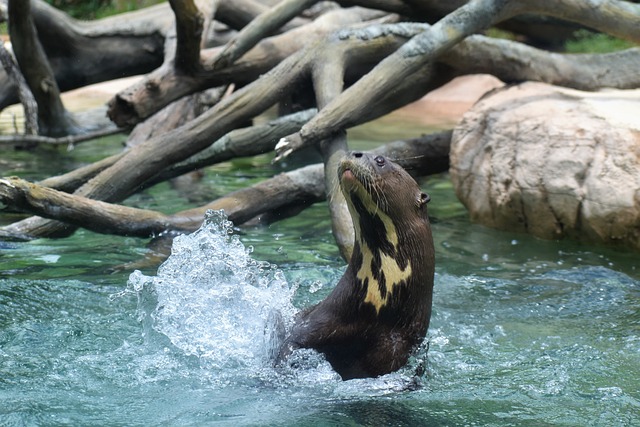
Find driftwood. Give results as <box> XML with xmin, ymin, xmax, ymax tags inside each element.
<box><xmin>8</xmin><ymin>0</ymin><xmax>78</xmax><ymax>136</ymax></box>
<box><xmin>0</xmin><ymin>0</ymin><xmax>280</xmax><ymax>109</ymax></box>
<box><xmin>1</xmin><ymin>0</ymin><xmax>640</xmax><ymax>258</ymax></box>
<box><xmin>0</xmin><ymin>128</ymin><xmax>124</xmax><ymax>150</ymax></box>
<box><xmin>0</xmin><ymin>43</ymin><xmax>37</xmax><ymax>136</ymax></box>
<box><xmin>0</xmin><ymin>131</ymin><xmax>451</xmax><ymax>240</ymax></box>
<box><xmin>107</xmin><ymin>7</ymin><xmax>386</xmax><ymax>127</ymax></box>
<box><xmin>274</xmin><ymin>0</ymin><xmax>640</xmax><ymax>160</ymax></box>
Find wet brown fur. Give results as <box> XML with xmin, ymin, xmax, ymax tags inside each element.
<box><xmin>278</xmin><ymin>152</ymin><xmax>435</xmax><ymax>380</ymax></box>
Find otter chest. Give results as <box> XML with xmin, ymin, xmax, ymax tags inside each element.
<box><xmin>350</xmin><ymin>196</ymin><xmax>412</xmax><ymax>313</ymax></box>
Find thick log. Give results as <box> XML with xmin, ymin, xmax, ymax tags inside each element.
<box><xmin>443</xmin><ymin>36</ymin><xmax>640</xmax><ymax>90</ymax></box>
<box><xmin>0</xmin><ymin>0</ymin><xmax>169</xmax><ymax>109</ymax></box>
<box><xmin>0</xmin><ymin>176</ymin><xmax>193</xmax><ymax>236</ymax></box>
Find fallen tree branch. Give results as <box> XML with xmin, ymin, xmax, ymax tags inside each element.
<box><xmin>0</xmin><ymin>131</ymin><xmax>452</xmax><ymax>242</ymax></box>
<box><xmin>444</xmin><ymin>36</ymin><xmax>640</xmax><ymax>90</ymax></box>
<box><xmin>274</xmin><ymin>0</ymin><xmax>640</xmax><ymax>160</ymax></box>
<box><xmin>310</xmin><ymin>33</ymin><xmax>352</xmax><ymax>259</ymax></box>
<box><xmin>38</xmin><ymin>152</ymin><xmax>126</xmax><ymax>193</ymax></box>
<box><xmin>0</xmin><ymin>43</ymin><xmax>37</xmax><ymax>136</ymax></box>
<box><xmin>107</xmin><ymin>8</ymin><xmax>386</xmax><ymax>127</ymax></box>
<box><xmin>148</xmin><ymin>108</ymin><xmax>317</xmax><ymax>186</ymax></box>
<box><xmin>0</xmin><ymin>127</ymin><xmax>124</xmax><ymax>149</ymax></box>
<box><xmin>0</xmin><ymin>0</ymin><xmax>170</xmax><ymax>109</ymax></box>
<box><xmin>8</xmin><ymin>0</ymin><xmax>78</xmax><ymax>136</ymax></box>
<box><xmin>213</xmin><ymin>0</ymin><xmax>318</xmax><ymax>69</ymax></box>
<box><xmin>169</xmin><ymin>0</ymin><xmax>204</xmax><ymax>74</ymax></box>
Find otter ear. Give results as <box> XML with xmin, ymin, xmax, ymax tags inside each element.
<box><xmin>418</xmin><ymin>192</ymin><xmax>430</xmax><ymax>208</ymax></box>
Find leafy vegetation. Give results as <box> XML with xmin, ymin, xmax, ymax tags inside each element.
<box><xmin>564</xmin><ymin>29</ymin><xmax>638</xmax><ymax>53</ymax></box>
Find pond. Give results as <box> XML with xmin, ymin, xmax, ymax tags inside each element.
<box><xmin>1</xmin><ymin>127</ymin><xmax>639</xmax><ymax>426</ymax></box>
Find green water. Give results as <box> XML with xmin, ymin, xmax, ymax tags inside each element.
<box><xmin>1</xmin><ymin>133</ymin><xmax>639</xmax><ymax>426</ymax></box>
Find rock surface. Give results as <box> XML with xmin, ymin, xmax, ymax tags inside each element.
<box><xmin>450</xmin><ymin>82</ymin><xmax>640</xmax><ymax>249</ymax></box>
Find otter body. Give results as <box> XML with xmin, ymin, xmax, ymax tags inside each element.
<box><xmin>279</xmin><ymin>152</ymin><xmax>435</xmax><ymax>380</ymax></box>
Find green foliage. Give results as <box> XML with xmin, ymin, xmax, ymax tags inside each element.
<box><xmin>564</xmin><ymin>29</ymin><xmax>637</xmax><ymax>53</ymax></box>
<box><xmin>44</xmin><ymin>0</ymin><xmax>165</xmax><ymax>20</ymax></box>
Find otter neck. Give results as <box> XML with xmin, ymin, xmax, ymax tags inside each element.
<box><xmin>348</xmin><ymin>193</ymin><xmax>412</xmax><ymax>314</ymax></box>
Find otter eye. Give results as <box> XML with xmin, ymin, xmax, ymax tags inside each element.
<box><xmin>374</xmin><ymin>156</ymin><xmax>386</xmax><ymax>167</ymax></box>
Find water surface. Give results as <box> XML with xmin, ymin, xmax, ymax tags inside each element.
<box><xmin>1</xmin><ymin>132</ymin><xmax>639</xmax><ymax>426</ymax></box>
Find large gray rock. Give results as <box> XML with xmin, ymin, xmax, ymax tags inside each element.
<box><xmin>450</xmin><ymin>82</ymin><xmax>640</xmax><ymax>249</ymax></box>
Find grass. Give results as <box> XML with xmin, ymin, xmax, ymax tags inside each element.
<box><xmin>564</xmin><ymin>29</ymin><xmax>637</xmax><ymax>53</ymax></box>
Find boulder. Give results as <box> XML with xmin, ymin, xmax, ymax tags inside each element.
<box><xmin>450</xmin><ymin>82</ymin><xmax>640</xmax><ymax>249</ymax></box>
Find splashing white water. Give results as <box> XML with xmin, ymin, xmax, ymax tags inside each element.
<box><xmin>128</xmin><ymin>210</ymin><xmax>296</xmax><ymax>370</ymax></box>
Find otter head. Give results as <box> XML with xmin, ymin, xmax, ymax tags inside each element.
<box><xmin>338</xmin><ymin>152</ymin><xmax>432</xmax><ymax>315</ymax></box>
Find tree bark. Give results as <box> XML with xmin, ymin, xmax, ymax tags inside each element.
<box><xmin>275</xmin><ymin>0</ymin><xmax>640</xmax><ymax>160</ymax></box>
<box><xmin>107</xmin><ymin>8</ymin><xmax>386</xmax><ymax>127</ymax></box>
<box><xmin>0</xmin><ymin>43</ymin><xmax>38</xmax><ymax>136</ymax></box>
<box><xmin>0</xmin><ymin>0</ymin><xmax>169</xmax><ymax>110</ymax></box>
<box><xmin>213</xmin><ymin>0</ymin><xmax>318</xmax><ymax>69</ymax></box>
<box><xmin>168</xmin><ymin>0</ymin><xmax>204</xmax><ymax>74</ymax></box>
<box><xmin>0</xmin><ymin>131</ymin><xmax>451</xmax><ymax>241</ymax></box>
<box><xmin>8</xmin><ymin>0</ymin><xmax>77</xmax><ymax>136</ymax></box>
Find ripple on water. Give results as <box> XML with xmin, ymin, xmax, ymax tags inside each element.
<box><xmin>3</xmin><ymin>207</ymin><xmax>639</xmax><ymax>425</ymax></box>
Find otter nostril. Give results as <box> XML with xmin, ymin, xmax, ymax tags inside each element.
<box><xmin>352</xmin><ymin>152</ymin><xmax>363</xmax><ymax>158</ymax></box>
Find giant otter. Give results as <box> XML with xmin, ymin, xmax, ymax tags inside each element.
<box><xmin>278</xmin><ymin>151</ymin><xmax>435</xmax><ymax>380</ymax></box>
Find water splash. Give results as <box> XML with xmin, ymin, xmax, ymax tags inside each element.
<box><xmin>128</xmin><ymin>210</ymin><xmax>296</xmax><ymax>371</ymax></box>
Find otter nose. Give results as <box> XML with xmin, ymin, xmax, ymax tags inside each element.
<box><xmin>352</xmin><ymin>152</ymin><xmax>363</xmax><ymax>158</ymax></box>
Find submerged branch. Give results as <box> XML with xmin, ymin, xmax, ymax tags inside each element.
<box><xmin>0</xmin><ymin>127</ymin><xmax>124</xmax><ymax>150</ymax></box>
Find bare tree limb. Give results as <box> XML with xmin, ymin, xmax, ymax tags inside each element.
<box><xmin>38</xmin><ymin>152</ymin><xmax>126</xmax><ymax>193</ymax></box>
<box><xmin>274</xmin><ymin>0</ymin><xmax>640</xmax><ymax>160</ymax></box>
<box><xmin>8</xmin><ymin>0</ymin><xmax>78</xmax><ymax>136</ymax></box>
<box><xmin>0</xmin><ymin>43</ymin><xmax>37</xmax><ymax>136</ymax></box>
<box><xmin>107</xmin><ymin>8</ymin><xmax>386</xmax><ymax>127</ymax></box>
<box><xmin>444</xmin><ymin>36</ymin><xmax>640</xmax><ymax>90</ymax></box>
<box><xmin>216</xmin><ymin>0</ymin><xmax>310</xmax><ymax>31</ymax></box>
<box><xmin>0</xmin><ymin>127</ymin><xmax>123</xmax><ymax>150</ymax></box>
<box><xmin>168</xmin><ymin>0</ymin><xmax>204</xmax><ymax>74</ymax></box>
<box><xmin>0</xmin><ymin>131</ymin><xmax>451</xmax><ymax>240</ymax></box>
<box><xmin>214</xmin><ymin>0</ymin><xmax>318</xmax><ymax>69</ymax></box>
<box><xmin>149</xmin><ymin>108</ymin><xmax>317</xmax><ymax>186</ymax></box>
<box><xmin>310</xmin><ymin>36</ymin><xmax>353</xmax><ymax>259</ymax></box>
